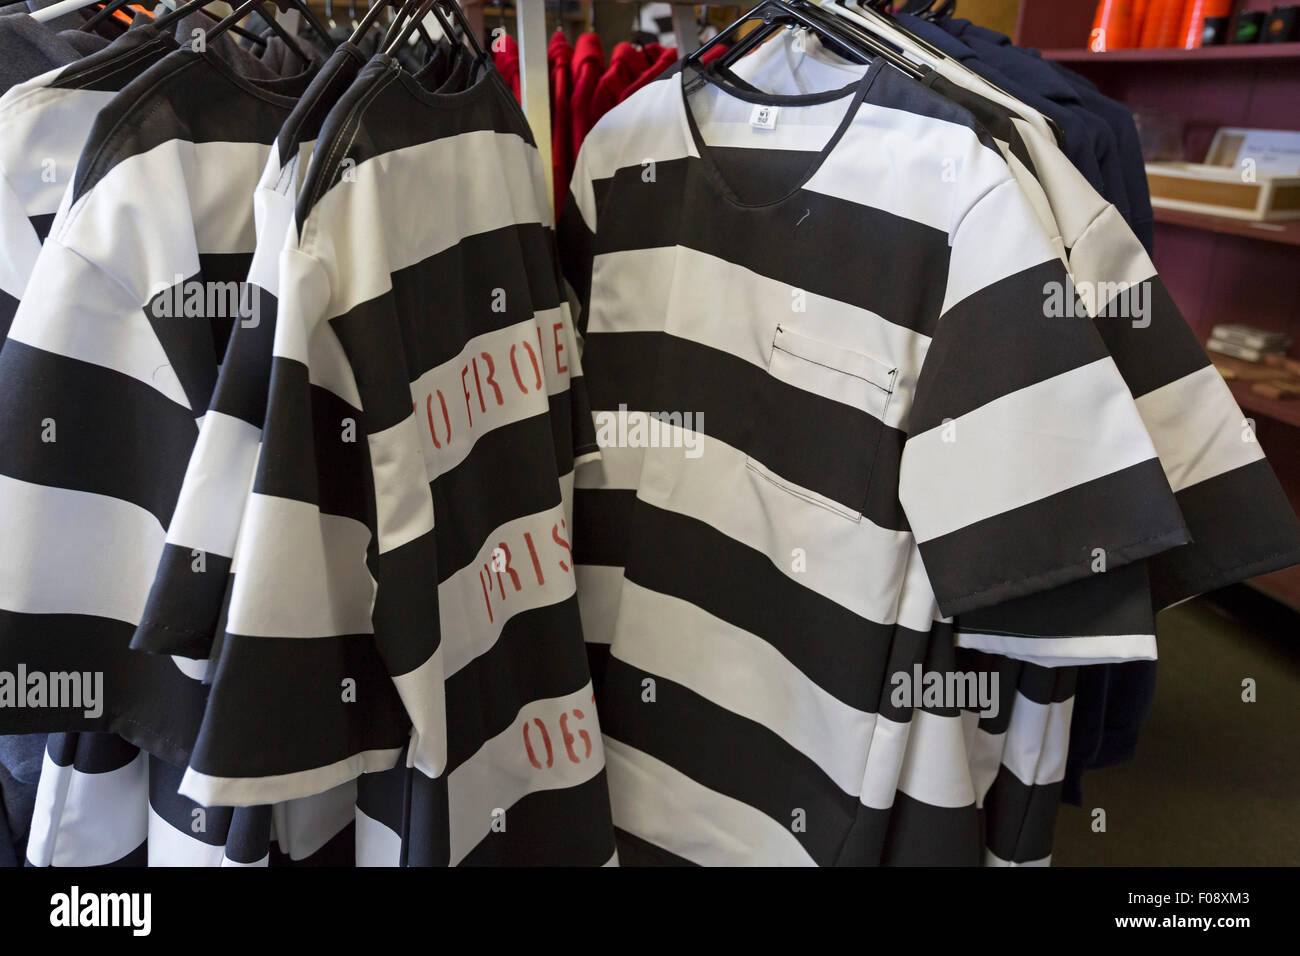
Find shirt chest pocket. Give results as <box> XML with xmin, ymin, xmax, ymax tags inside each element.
<box><xmin>745</xmin><ymin>324</ymin><xmax>897</xmax><ymax>523</ymax></box>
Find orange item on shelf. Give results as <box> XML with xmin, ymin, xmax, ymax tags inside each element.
<box><xmin>1090</xmin><ymin>0</ymin><xmax>1135</xmax><ymax>50</ymax></box>
<box><xmin>1178</xmin><ymin>0</ymin><xmax>1234</xmax><ymax>48</ymax></box>
<box><xmin>1139</xmin><ymin>0</ymin><xmax>1187</xmax><ymax>46</ymax></box>
<box><xmin>1131</xmin><ymin>0</ymin><xmax>1151</xmax><ymax>41</ymax></box>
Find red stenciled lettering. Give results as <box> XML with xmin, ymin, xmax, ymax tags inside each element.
<box><xmin>523</xmin><ymin>341</ymin><xmax>542</xmax><ymax>390</ymax></box>
<box><xmin>472</xmin><ymin>356</ymin><xmax>486</xmax><ymax>414</ymax></box>
<box><xmin>552</xmin><ymin>322</ymin><xmax>568</xmax><ymax>375</ymax></box>
<box><xmin>509</xmin><ymin>344</ymin><xmax>529</xmax><ymax>394</ymax></box>
<box><xmin>497</xmin><ymin>541</ymin><xmax>521</xmax><ymax>593</ymax></box>
<box><xmin>523</xmin><ymin>531</ymin><xmax>545</xmax><ymax>586</ymax></box>
<box><xmin>552</xmin><ymin>519</ymin><xmax>572</xmax><ymax>573</ymax></box>
<box><xmin>462</xmin><ymin>365</ymin><xmax>474</xmax><ymax>427</ymax></box>
<box><xmin>523</xmin><ymin>718</ymin><xmax>553</xmax><ymax>769</ymax></box>
<box><xmin>478</xmin><ymin>568</ymin><xmax>494</xmax><ymax>623</ymax></box>
<box><xmin>572</xmin><ymin>708</ymin><xmax>593</xmax><ymax>760</ymax></box>
<box><xmin>480</xmin><ymin>351</ymin><xmax>503</xmax><ymax>406</ymax></box>
<box><xmin>560</xmin><ymin>711</ymin><xmax>581</xmax><ymax>763</ymax></box>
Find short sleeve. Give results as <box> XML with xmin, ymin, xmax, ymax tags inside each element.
<box><xmin>899</xmin><ymin>177</ymin><xmax>1190</xmax><ymax>619</ymax></box>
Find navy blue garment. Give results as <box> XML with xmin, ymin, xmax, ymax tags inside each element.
<box><xmin>932</xmin><ymin>17</ymin><xmax>1132</xmax><ymax>230</ymax></box>
<box><xmin>0</xmin><ymin>734</ymin><xmax>45</xmax><ymax>866</ymax></box>
<box><xmin>941</xmin><ymin>17</ymin><xmax>1153</xmax><ymax>253</ymax></box>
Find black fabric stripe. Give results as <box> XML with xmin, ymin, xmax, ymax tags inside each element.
<box><xmin>444</xmin><ymin>596</ymin><xmax>591</xmax><ymax>772</ymax></box>
<box><xmin>614</xmin><ymin>827</ymin><xmax>697</xmax><ymax>866</ymax></box>
<box><xmin>927</xmin><ymin>73</ymin><xmax>1037</xmax><ymax>179</ymax></box>
<box><xmin>208</xmin><ymin>284</ymin><xmax>278</xmax><ymax>427</ymax></box>
<box><xmin>188</xmin><ymin>632</ymin><xmax>411</xmax><ymax>778</ymax></box>
<box><xmin>370</xmin><ymin>529</ymin><xmax>440</xmax><ymax>678</ymax></box>
<box><xmin>457</xmin><ymin>770</ymin><xmax>616</xmax><ymax>866</ymax></box>
<box><xmin>1093</xmin><ymin>277</ymin><xmax>1211</xmax><ymax>399</ymax></box>
<box><xmin>253</xmin><ymin>358</ymin><xmax>372</xmax><ymax>526</ymax></box>
<box><xmin>573</xmin><ymin>488</ymin><xmax>636</xmax><ymax>566</ymax></box>
<box><xmin>148</xmin><ymin>756</ymin><xmax>237</xmax><ymax>847</ymax></box>
<box><xmin>72</xmin><ymin>50</ymin><xmax>299</xmax><ymax>204</ymax></box>
<box><xmin>983</xmin><ymin>768</ymin><xmax>1063</xmax><ymax>863</ymax></box>
<box><xmin>0</xmin><ymin>288</ymin><xmax>18</xmax><ymax>349</ymax></box>
<box><xmin>399</xmin><ymin>765</ymin><xmax>451</xmax><ymax>866</ymax></box>
<box><xmin>1151</xmin><ymin>458</ymin><xmax>1300</xmax><ymax>609</ymax></box>
<box><xmin>132</xmin><ymin>544</ymin><xmax>233</xmax><ymax>658</ymax></box>
<box><xmin>48</xmin><ymin>31</ymin><xmax>174</xmax><ymax>93</ymax></box>
<box><xmin>329</xmin><ymin>224</ymin><xmax>563</xmax><ymax>434</ymax></box>
<box><xmin>909</xmin><ymin>260</ymin><xmax>1104</xmax><ymax>433</ymax></box>
<box><xmin>623</xmin><ymin>499</ymin><xmax>929</xmax><ymax>713</ymax></box>
<box><xmin>430</xmin><ymin>410</ymin><xmax>566</xmax><ymax>579</ymax></box>
<box><xmin>959</xmin><ymin>557</ymin><xmax>1156</xmax><ymax>640</ymax></box>
<box><xmin>557</xmin><ymin>196</ymin><xmax>594</xmax><ymax>333</ymax></box>
<box><xmin>44</xmin><ymin>731</ymin><xmax>138</xmax><ymax>774</ymax></box>
<box><xmin>28</xmin><ymin>213</ymin><xmax>55</xmax><ymax>244</ymax></box>
<box><xmin>274</xmin><ymin>44</ymin><xmax>367</xmax><ymax>160</ymax></box>
<box><xmin>355</xmin><ymin>760</ymin><xmax>408</xmax><ymax>835</ymax></box>
<box><xmin>0</xmin><ymin>611</ymin><xmax>206</xmax><ymax>763</ymax></box>
<box><xmin>600</xmin><ymin>656</ymin><xmax>857</xmax><ymax>866</ymax></box>
<box><xmin>582</xmin><ymin>330</ymin><xmax>908</xmax><ymax>530</ymax></box>
<box><xmin>920</xmin><ymin>458</ymin><xmax>1191</xmax><ymax>618</ymax></box>
<box><xmin>0</xmin><ymin>339</ymin><xmax>196</xmax><ymax>526</ymax></box>
<box><xmin>836</xmin><ymin>789</ymin><xmax>981</xmax><ymax>866</ymax></box>
<box><xmin>297</xmin><ymin>59</ymin><xmax>529</xmax><ymax>228</ymax></box>
<box><xmin>590</xmin><ymin>157</ymin><xmax>951</xmax><ymax>337</ymax></box>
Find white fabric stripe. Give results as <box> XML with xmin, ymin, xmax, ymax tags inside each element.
<box><xmin>355</xmin><ymin>806</ymin><xmax>402</xmax><ymax>867</ymax></box>
<box><xmin>1136</xmin><ymin>364</ymin><xmax>1265</xmax><ymax>493</ymax></box>
<box><xmin>587</xmin><ymin>246</ymin><xmax>927</xmax><ymax>431</ymax></box>
<box><xmin>409</xmin><ymin>310</ymin><xmax>572</xmax><ymax>480</ymax></box>
<box><xmin>962</xmin><ymin>712</ymin><xmax>1006</xmax><ymax>808</ymax></box>
<box><xmin>438</xmin><ymin>498</ymin><xmax>579</xmax><ymax>677</ymax></box>
<box><xmin>179</xmin><ymin>747</ymin><xmax>403</xmax><ymax>808</ymax></box>
<box><xmin>575</xmin><ymin>440</ymin><xmax>644</xmax><ymax>490</ymax></box>
<box><xmin>247</xmin><ymin>143</ymin><xmax>293</xmax><ymax>297</ymax></box>
<box><xmin>61</xmin><ymin>139</ymin><xmax>268</xmax><ymax>303</ymax></box>
<box><xmin>0</xmin><ymin>84</ymin><xmax>112</xmax><ymax>220</ymax></box>
<box><xmin>614</xmin><ymin>581</ymin><xmax>876</xmax><ymax>795</ymax></box>
<box><xmin>274</xmin><ymin>245</ymin><xmax>361</xmax><ymax>409</ymax></box>
<box><xmin>165</xmin><ymin>410</ymin><xmax>262</xmax><ymax>556</ymax></box>
<box><xmin>389</xmin><ymin>645</ymin><xmax>447</xmax><ymax>779</ymax></box>
<box><xmin>221</xmin><ymin>853</ymin><xmax>269</xmax><ymax>867</ymax></box>
<box><xmin>901</xmin><ymin>357</ymin><xmax>1160</xmax><ymax>542</ymax></box>
<box><xmin>368</xmin><ymin>413</ymin><xmax>437</xmax><ymax>554</ymax></box>
<box><xmin>1001</xmin><ymin>692</ymin><xmax>1073</xmax><ymax>788</ymax></box>
<box><xmin>269</xmin><ymin>781</ymin><xmax>357</xmax><ymax>861</ymax></box>
<box><xmin>628</xmin><ymin>427</ymin><xmax>919</xmax><ymax>629</ymax></box>
<box><xmin>9</xmin><ymin>237</ymin><xmax>191</xmax><ymax>409</ymax></box>
<box><xmin>147</xmin><ymin>805</ymin><xmax>227</xmax><ymax>866</ymax></box>
<box><xmin>446</xmin><ymin>683</ymin><xmax>604</xmax><ymax>865</ymax></box>
<box><xmin>0</xmin><ymin>475</ymin><xmax>163</xmax><ymax>622</ymax></box>
<box><xmin>0</xmin><ymin>176</ymin><xmax>40</xmax><ymax>302</ymax></box>
<box><xmin>225</xmin><ymin>494</ymin><xmax>374</xmax><ymax>638</ymax></box>
<box><xmin>955</xmin><ymin>631</ymin><xmax>1158</xmax><ymax>665</ymax></box>
<box><xmin>942</xmin><ymin>177</ymin><xmax>1058</xmax><ymax>316</ymax></box>
<box><xmin>574</xmin><ymin>564</ymin><xmax>625</xmax><ymax>646</ymax></box>
<box><xmin>303</xmin><ymin>130</ymin><xmax>545</xmax><ymax>319</ymax></box>
<box><xmin>604</xmin><ymin>737</ymin><xmax>815</xmax><ymax>866</ymax></box>
<box><xmin>26</xmin><ymin>751</ymin><xmax>148</xmax><ymax>867</ymax></box>
<box><xmin>893</xmin><ymin>710</ymin><xmax>976</xmax><ymax>809</ymax></box>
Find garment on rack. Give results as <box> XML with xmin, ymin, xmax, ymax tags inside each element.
<box><xmin>549</xmin><ymin>28</ymin><xmax>573</xmax><ymax>215</ymax></box>
<box><xmin>569</xmin><ymin>30</ymin><xmax>603</xmax><ymax>161</ymax></box>
<box><xmin>618</xmin><ymin>43</ymin><xmax>676</xmax><ymax>104</ymax></box>
<box><xmin>492</xmin><ymin>29</ymin><xmax>520</xmax><ymax>100</ymax></box>
<box><xmin>0</xmin><ymin>38</ymin><xmax>339</xmax><ymax>866</ymax></box>
<box><xmin>588</xmin><ymin>41</ymin><xmax>648</xmax><ymax>127</ymax></box>
<box><xmin>559</xmin><ymin>60</ymin><xmax>1198</xmax><ymax>865</ymax></box>
<box><xmin>729</xmin><ymin>21</ymin><xmax>1300</xmax><ymax>831</ymax></box>
<box><xmin>165</xmin><ymin>50</ymin><xmax>616</xmax><ymax>865</ymax></box>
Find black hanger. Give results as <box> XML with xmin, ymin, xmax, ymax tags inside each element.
<box><xmin>197</xmin><ymin>0</ymin><xmax>313</xmax><ymax>63</ymax></box>
<box><xmin>79</xmin><ymin>0</ymin><xmax>132</xmax><ymax>33</ymax></box>
<box><xmin>347</xmin><ymin>0</ymin><xmax>395</xmax><ymax>42</ymax></box>
<box><xmin>687</xmin><ymin>0</ymin><xmax>872</xmax><ymax>71</ymax></box>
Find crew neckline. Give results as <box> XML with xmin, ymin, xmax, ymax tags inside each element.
<box><xmin>676</xmin><ymin>57</ymin><xmax>883</xmax><ymax>210</ymax></box>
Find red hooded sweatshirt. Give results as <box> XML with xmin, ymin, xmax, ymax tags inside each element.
<box><xmin>548</xmin><ymin>29</ymin><xmax>574</xmax><ymax>216</ymax></box>
<box><xmin>619</xmin><ymin>44</ymin><xmax>678</xmax><ymax>103</ymax></box>
<box><xmin>589</xmin><ymin>41</ymin><xmax>649</xmax><ymax>126</ymax></box>
<box><xmin>492</xmin><ymin>32</ymin><xmax>521</xmax><ymax>102</ymax></box>
<box><xmin>569</xmin><ymin>32</ymin><xmax>605</xmax><ymax>162</ymax></box>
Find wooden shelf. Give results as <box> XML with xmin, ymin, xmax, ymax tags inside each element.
<box><xmin>1153</xmin><ymin>206</ymin><xmax>1300</xmax><ymax>246</ymax></box>
<box><xmin>1210</xmin><ymin>354</ymin><xmax>1300</xmax><ymax>429</ymax></box>
<box><xmin>1249</xmin><ymin>566</ymin><xmax>1300</xmax><ymax>611</ymax></box>
<box><xmin>1041</xmin><ymin>42</ymin><xmax>1300</xmax><ymax>63</ymax></box>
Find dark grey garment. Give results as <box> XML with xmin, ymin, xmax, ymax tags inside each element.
<box><xmin>0</xmin><ymin>9</ymin><xmax>114</xmax><ymax>94</ymax></box>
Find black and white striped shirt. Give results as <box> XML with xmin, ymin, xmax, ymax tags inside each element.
<box><xmin>175</xmin><ymin>54</ymin><xmax>616</xmax><ymax>865</ymax></box>
<box><xmin>559</xmin><ymin>63</ymin><xmax>1192</xmax><ymax>865</ymax></box>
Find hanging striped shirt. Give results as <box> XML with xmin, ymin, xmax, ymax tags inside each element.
<box><xmin>559</xmin><ymin>63</ymin><xmax>1193</xmax><ymax>865</ymax></box>
<box><xmin>175</xmin><ymin>53</ymin><xmax>616</xmax><ymax>865</ymax></box>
